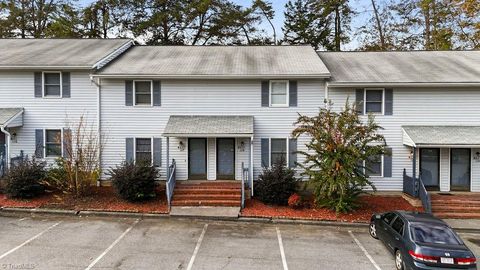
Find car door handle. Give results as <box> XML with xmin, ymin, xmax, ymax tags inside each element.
<box><xmin>384</xmin><ymin>228</ymin><xmax>388</xmax><ymax>231</ymax></box>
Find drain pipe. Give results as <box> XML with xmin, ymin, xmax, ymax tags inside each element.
<box><xmin>90</xmin><ymin>75</ymin><xmax>102</xmax><ymax>186</ymax></box>
<box><xmin>0</xmin><ymin>125</ymin><xmax>10</xmax><ymax>169</ymax></box>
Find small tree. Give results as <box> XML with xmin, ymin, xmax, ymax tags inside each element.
<box><xmin>292</xmin><ymin>101</ymin><xmax>387</xmax><ymax>213</ymax></box>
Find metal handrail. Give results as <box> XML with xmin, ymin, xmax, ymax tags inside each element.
<box><xmin>402</xmin><ymin>168</ymin><xmax>416</xmax><ymax>197</ymax></box>
<box><xmin>403</xmin><ymin>168</ymin><xmax>431</xmax><ymax>213</ymax></box>
<box><xmin>241</xmin><ymin>162</ymin><xmax>249</xmax><ymax>209</ymax></box>
<box><xmin>418</xmin><ymin>176</ymin><xmax>432</xmax><ymax>213</ymax></box>
<box><xmin>166</xmin><ymin>159</ymin><xmax>176</xmax><ymax>209</ymax></box>
<box><xmin>0</xmin><ymin>152</ymin><xmax>5</xmax><ymax>177</ymax></box>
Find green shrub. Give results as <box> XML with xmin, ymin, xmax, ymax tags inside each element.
<box><xmin>108</xmin><ymin>161</ymin><xmax>158</xmax><ymax>202</ymax></box>
<box><xmin>255</xmin><ymin>159</ymin><xmax>298</xmax><ymax>205</ymax></box>
<box><xmin>3</xmin><ymin>158</ymin><xmax>46</xmax><ymax>198</ymax></box>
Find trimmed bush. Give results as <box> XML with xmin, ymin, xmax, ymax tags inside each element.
<box><xmin>255</xmin><ymin>159</ymin><xmax>298</xmax><ymax>205</ymax></box>
<box><xmin>3</xmin><ymin>158</ymin><xmax>46</xmax><ymax>198</ymax></box>
<box><xmin>108</xmin><ymin>161</ymin><xmax>158</xmax><ymax>202</ymax></box>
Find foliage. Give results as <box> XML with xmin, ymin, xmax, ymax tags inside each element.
<box><xmin>287</xmin><ymin>193</ymin><xmax>303</xmax><ymax>209</ymax></box>
<box><xmin>108</xmin><ymin>161</ymin><xmax>158</xmax><ymax>202</ymax></box>
<box><xmin>255</xmin><ymin>159</ymin><xmax>298</xmax><ymax>205</ymax></box>
<box><xmin>292</xmin><ymin>101</ymin><xmax>387</xmax><ymax>213</ymax></box>
<box><xmin>3</xmin><ymin>157</ymin><xmax>46</xmax><ymax>198</ymax></box>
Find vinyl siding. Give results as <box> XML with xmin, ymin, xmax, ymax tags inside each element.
<box><xmin>329</xmin><ymin>87</ymin><xmax>480</xmax><ymax>191</ymax></box>
<box><xmin>100</xmin><ymin>79</ymin><xmax>324</xmax><ymax>180</ymax></box>
<box><xmin>471</xmin><ymin>148</ymin><xmax>480</xmax><ymax>192</ymax></box>
<box><xmin>440</xmin><ymin>148</ymin><xmax>450</xmax><ymax>192</ymax></box>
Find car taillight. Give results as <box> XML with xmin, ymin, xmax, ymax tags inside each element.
<box><xmin>409</xmin><ymin>250</ymin><xmax>439</xmax><ymax>263</ymax></box>
<box><xmin>456</xmin><ymin>257</ymin><xmax>476</xmax><ymax>265</ymax></box>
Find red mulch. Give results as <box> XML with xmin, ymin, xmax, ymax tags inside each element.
<box><xmin>241</xmin><ymin>195</ymin><xmax>422</xmax><ymax>223</ymax></box>
<box><xmin>0</xmin><ymin>187</ymin><xmax>168</xmax><ymax>214</ymax></box>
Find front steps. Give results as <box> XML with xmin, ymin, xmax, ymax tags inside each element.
<box><xmin>431</xmin><ymin>193</ymin><xmax>480</xmax><ymax>219</ymax></box>
<box><xmin>171</xmin><ymin>181</ymin><xmax>242</xmax><ymax>207</ymax></box>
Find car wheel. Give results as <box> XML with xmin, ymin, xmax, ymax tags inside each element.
<box><xmin>395</xmin><ymin>250</ymin><xmax>405</xmax><ymax>270</ymax></box>
<box><xmin>369</xmin><ymin>222</ymin><xmax>378</xmax><ymax>239</ymax></box>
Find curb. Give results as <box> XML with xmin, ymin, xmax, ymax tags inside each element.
<box><xmin>78</xmin><ymin>210</ymin><xmax>169</xmax><ymax>218</ymax></box>
<box><xmin>0</xmin><ymin>207</ymin><xmax>78</xmax><ymax>216</ymax></box>
<box><xmin>237</xmin><ymin>216</ymin><xmax>368</xmax><ymax>227</ymax></box>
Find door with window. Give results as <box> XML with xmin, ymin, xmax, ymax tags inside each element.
<box><xmin>420</xmin><ymin>148</ymin><xmax>440</xmax><ymax>190</ymax></box>
<box><xmin>0</xmin><ymin>132</ymin><xmax>5</xmax><ymax>170</ymax></box>
<box><xmin>217</xmin><ymin>138</ymin><xmax>235</xmax><ymax>180</ymax></box>
<box><xmin>188</xmin><ymin>138</ymin><xmax>207</xmax><ymax>180</ymax></box>
<box><xmin>451</xmin><ymin>148</ymin><xmax>471</xmax><ymax>191</ymax></box>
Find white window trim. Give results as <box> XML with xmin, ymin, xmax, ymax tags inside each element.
<box><xmin>133</xmin><ymin>80</ymin><xmax>153</xmax><ymax>107</ymax></box>
<box><xmin>42</xmin><ymin>71</ymin><xmax>63</xmax><ymax>98</ymax></box>
<box><xmin>44</xmin><ymin>128</ymin><xmax>63</xmax><ymax>158</ymax></box>
<box><xmin>133</xmin><ymin>137</ymin><xmax>154</xmax><ymax>165</ymax></box>
<box><xmin>364</xmin><ymin>88</ymin><xmax>385</xmax><ymax>115</ymax></box>
<box><xmin>269</xmin><ymin>80</ymin><xmax>290</xmax><ymax>107</ymax></box>
<box><xmin>364</xmin><ymin>154</ymin><xmax>384</xmax><ymax>178</ymax></box>
<box><xmin>269</xmin><ymin>137</ymin><xmax>289</xmax><ymax>167</ymax></box>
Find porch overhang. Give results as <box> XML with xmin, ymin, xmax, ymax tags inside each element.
<box><xmin>162</xmin><ymin>115</ymin><xmax>254</xmax><ymax>138</ymax></box>
<box><xmin>402</xmin><ymin>125</ymin><xmax>480</xmax><ymax>148</ymax></box>
<box><xmin>0</xmin><ymin>108</ymin><xmax>24</xmax><ymax>128</ymax></box>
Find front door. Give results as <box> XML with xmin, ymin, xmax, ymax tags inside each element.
<box><xmin>451</xmin><ymin>148</ymin><xmax>471</xmax><ymax>191</ymax></box>
<box><xmin>217</xmin><ymin>138</ymin><xmax>235</xmax><ymax>180</ymax></box>
<box><xmin>420</xmin><ymin>148</ymin><xmax>440</xmax><ymax>190</ymax></box>
<box><xmin>188</xmin><ymin>138</ymin><xmax>207</xmax><ymax>180</ymax></box>
<box><xmin>0</xmin><ymin>132</ymin><xmax>5</xmax><ymax>158</ymax></box>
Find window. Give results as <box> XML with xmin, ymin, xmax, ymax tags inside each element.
<box><xmin>382</xmin><ymin>212</ymin><xmax>396</xmax><ymax>225</ymax></box>
<box><xmin>45</xmin><ymin>129</ymin><xmax>62</xmax><ymax>157</ymax></box>
<box><xmin>365</xmin><ymin>155</ymin><xmax>383</xmax><ymax>177</ymax></box>
<box><xmin>271</xmin><ymin>138</ymin><xmax>287</xmax><ymax>166</ymax></box>
<box><xmin>270</xmin><ymin>81</ymin><xmax>289</xmax><ymax>106</ymax></box>
<box><xmin>365</xmin><ymin>89</ymin><xmax>384</xmax><ymax>113</ymax></box>
<box><xmin>43</xmin><ymin>72</ymin><xmax>62</xmax><ymax>97</ymax></box>
<box><xmin>135</xmin><ymin>138</ymin><xmax>152</xmax><ymax>163</ymax></box>
<box><xmin>410</xmin><ymin>225</ymin><xmax>461</xmax><ymax>245</ymax></box>
<box><xmin>391</xmin><ymin>217</ymin><xmax>404</xmax><ymax>235</ymax></box>
<box><xmin>134</xmin><ymin>81</ymin><xmax>152</xmax><ymax>105</ymax></box>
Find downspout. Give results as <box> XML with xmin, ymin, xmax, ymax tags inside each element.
<box><xmin>324</xmin><ymin>80</ymin><xmax>330</xmax><ymax>109</ymax></box>
<box><xmin>91</xmin><ymin>75</ymin><xmax>102</xmax><ymax>186</ymax></box>
<box><xmin>0</xmin><ymin>125</ymin><xmax>10</xmax><ymax>169</ymax></box>
<box><xmin>250</xmin><ymin>136</ymin><xmax>254</xmax><ymax>196</ymax></box>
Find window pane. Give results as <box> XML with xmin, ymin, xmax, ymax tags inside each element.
<box><xmin>271</xmin><ymin>82</ymin><xmax>287</xmax><ymax>94</ymax></box>
<box><xmin>136</xmin><ymin>94</ymin><xmax>151</xmax><ymax>105</ymax></box>
<box><xmin>45</xmin><ymin>85</ymin><xmax>61</xmax><ymax>96</ymax></box>
<box><xmin>46</xmin><ymin>130</ymin><xmax>61</xmax><ymax>143</ymax></box>
<box><xmin>135</xmin><ymin>81</ymin><xmax>151</xmax><ymax>93</ymax></box>
<box><xmin>271</xmin><ymin>139</ymin><xmax>287</xmax><ymax>165</ymax></box>
<box><xmin>46</xmin><ymin>144</ymin><xmax>61</xmax><ymax>156</ymax></box>
<box><xmin>136</xmin><ymin>152</ymin><xmax>152</xmax><ymax>163</ymax></box>
<box><xmin>366</xmin><ymin>155</ymin><xmax>382</xmax><ymax>176</ymax></box>
<box><xmin>136</xmin><ymin>138</ymin><xmax>151</xmax><ymax>163</ymax></box>
<box><xmin>136</xmin><ymin>138</ymin><xmax>151</xmax><ymax>152</ymax></box>
<box><xmin>382</xmin><ymin>213</ymin><xmax>396</xmax><ymax>224</ymax></box>
<box><xmin>44</xmin><ymin>73</ymin><xmax>60</xmax><ymax>85</ymax></box>
<box><xmin>366</xmin><ymin>90</ymin><xmax>383</xmax><ymax>102</ymax></box>
<box><xmin>271</xmin><ymin>94</ymin><xmax>287</xmax><ymax>105</ymax></box>
<box><xmin>366</xmin><ymin>102</ymin><xmax>382</xmax><ymax>113</ymax></box>
<box><xmin>410</xmin><ymin>226</ymin><xmax>461</xmax><ymax>245</ymax></box>
<box><xmin>391</xmin><ymin>218</ymin><xmax>404</xmax><ymax>235</ymax></box>
<box><xmin>135</xmin><ymin>81</ymin><xmax>151</xmax><ymax>105</ymax></box>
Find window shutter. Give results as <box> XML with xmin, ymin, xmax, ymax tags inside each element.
<box><xmin>153</xmin><ymin>138</ymin><xmax>162</xmax><ymax>167</ymax></box>
<box><xmin>35</xmin><ymin>129</ymin><xmax>44</xmax><ymax>158</ymax></box>
<box><xmin>261</xmin><ymin>138</ymin><xmax>269</xmax><ymax>167</ymax></box>
<box><xmin>62</xmin><ymin>72</ymin><xmax>71</xmax><ymax>98</ymax></box>
<box><xmin>289</xmin><ymin>80</ymin><xmax>297</xmax><ymax>107</ymax></box>
<box><xmin>355</xmin><ymin>89</ymin><xmax>364</xmax><ymax>114</ymax></box>
<box><xmin>153</xmin><ymin>81</ymin><xmax>161</xmax><ymax>106</ymax></box>
<box><xmin>288</xmin><ymin>138</ymin><xmax>297</xmax><ymax>168</ymax></box>
<box><xmin>34</xmin><ymin>72</ymin><xmax>42</xmax><ymax>98</ymax></box>
<box><xmin>126</xmin><ymin>138</ymin><xmax>134</xmax><ymax>162</ymax></box>
<box><xmin>261</xmin><ymin>81</ymin><xmax>269</xmax><ymax>107</ymax></box>
<box><xmin>62</xmin><ymin>128</ymin><xmax>72</xmax><ymax>158</ymax></box>
<box><xmin>125</xmin><ymin>81</ymin><xmax>133</xmax><ymax>106</ymax></box>
<box><xmin>384</xmin><ymin>89</ymin><xmax>393</xmax><ymax>115</ymax></box>
<box><xmin>384</xmin><ymin>147</ymin><xmax>392</xmax><ymax>177</ymax></box>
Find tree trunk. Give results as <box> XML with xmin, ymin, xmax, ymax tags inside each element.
<box><xmin>371</xmin><ymin>0</ymin><xmax>385</xmax><ymax>50</ymax></box>
<box><xmin>335</xmin><ymin>6</ymin><xmax>341</xmax><ymax>51</ymax></box>
<box><xmin>423</xmin><ymin>1</ymin><xmax>432</xmax><ymax>50</ymax></box>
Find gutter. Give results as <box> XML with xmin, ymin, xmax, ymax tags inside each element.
<box><xmin>90</xmin><ymin>76</ymin><xmax>102</xmax><ymax>186</ymax></box>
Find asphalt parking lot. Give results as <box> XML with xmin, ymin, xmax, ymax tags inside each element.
<box><xmin>0</xmin><ymin>215</ymin><xmax>478</xmax><ymax>270</ymax></box>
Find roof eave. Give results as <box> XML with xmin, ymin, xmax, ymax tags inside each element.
<box><xmin>0</xmin><ymin>66</ymin><xmax>93</xmax><ymax>70</ymax></box>
<box><xmin>328</xmin><ymin>82</ymin><xmax>480</xmax><ymax>87</ymax></box>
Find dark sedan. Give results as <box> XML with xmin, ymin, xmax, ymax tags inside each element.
<box><xmin>369</xmin><ymin>211</ymin><xmax>477</xmax><ymax>270</ymax></box>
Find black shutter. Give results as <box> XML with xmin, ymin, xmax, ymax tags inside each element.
<box><xmin>62</xmin><ymin>72</ymin><xmax>71</xmax><ymax>98</ymax></box>
<box><xmin>62</xmin><ymin>128</ymin><xmax>72</xmax><ymax>158</ymax></box>
<box><xmin>384</xmin><ymin>89</ymin><xmax>393</xmax><ymax>115</ymax></box>
<box><xmin>261</xmin><ymin>81</ymin><xmax>269</xmax><ymax>107</ymax></box>
<box><xmin>355</xmin><ymin>89</ymin><xmax>364</xmax><ymax>114</ymax></box>
<box><xmin>261</xmin><ymin>138</ymin><xmax>269</xmax><ymax>167</ymax></box>
<box><xmin>384</xmin><ymin>147</ymin><xmax>393</xmax><ymax>177</ymax></box>
<box><xmin>153</xmin><ymin>81</ymin><xmax>161</xmax><ymax>106</ymax></box>
<box><xmin>125</xmin><ymin>81</ymin><xmax>133</xmax><ymax>106</ymax></box>
<box><xmin>153</xmin><ymin>138</ymin><xmax>162</xmax><ymax>167</ymax></box>
<box><xmin>288</xmin><ymin>138</ymin><xmax>297</xmax><ymax>168</ymax></box>
<box><xmin>35</xmin><ymin>129</ymin><xmax>44</xmax><ymax>158</ymax></box>
<box><xmin>289</xmin><ymin>80</ymin><xmax>297</xmax><ymax>107</ymax></box>
<box><xmin>34</xmin><ymin>72</ymin><xmax>42</xmax><ymax>98</ymax></box>
<box><xmin>126</xmin><ymin>138</ymin><xmax>134</xmax><ymax>162</ymax></box>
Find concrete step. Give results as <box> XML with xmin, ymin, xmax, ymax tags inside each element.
<box><xmin>434</xmin><ymin>212</ymin><xmax>480</xmax><ymax>219</ymax></box>
<box><xmin>431</xmin><ymin>200</ymin><xmax>480</xmax><ymax>206</ymax></box>
<box><xmin>171</xmin><ymin>200</ymin><xmax>241</xmax><ymax>207</ymax></box>
<box><xmin>173</xmin><ymin>194</ymin><xmax>241</xmax><ymax>201</ymax></box>
<box><xmin>432</xmin><ymin>206</ymin><xmax>480</xmax><ymax>213</ymax></box>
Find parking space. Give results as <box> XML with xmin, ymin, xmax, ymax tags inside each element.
<box><xmin>0</xmin><ymin>215</ymin><xmax>478</xmax><ymax>270</ymax></box>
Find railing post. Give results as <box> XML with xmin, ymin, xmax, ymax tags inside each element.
<box><xmin>412</xmin><ymin>147</ymin><xmax>418</xmax><ymax>197</ymax></box>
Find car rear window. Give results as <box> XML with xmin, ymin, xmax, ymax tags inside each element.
<box><xmin>410</xmin><ymin>225</ymin><xmax>461</xmax><ymax>245</ymax></box>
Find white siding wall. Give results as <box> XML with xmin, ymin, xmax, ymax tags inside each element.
<box><xmin>207</xmin><ymin>138</ymin><xmax>216</xmax><ymax>180</ymax></box>
<box><xmin>0</xmin><ymin>71</ymin><xmax>97</xmax><ymax>165</ymax></box>
<box><xmin>472</xmin><ymin>148</ymin><xmax>480</xmax><ymax>192</ymax></box>
<box><xmin>100</xmin><ymin>79</ymin><xmax>324</xmax><ymax>180</ymax></box>
<box><xmin>440</xmin><ymin>148</ymin><xmax>450</xmax><ymax>192</ymax></box>
<box><xmin>330</xmin><ymin>87</ymin><xmax>480</xmax><ymax>191</ymax></box>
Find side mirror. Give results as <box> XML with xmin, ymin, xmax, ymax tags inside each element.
<box><xmin>375</xmin><ymin>214</ymin><xmax>382</xmax><ymax>220</ymax></box>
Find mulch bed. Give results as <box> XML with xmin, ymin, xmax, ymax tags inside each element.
<box><xmin>241</xmin><ymin>195</ymin><xmax>422</xmax><ymax>223</ymax></box>
<box><xmin>0</xmin><ymin>186</ymin><xmax>168</xmax><ymax>214</ymax></box>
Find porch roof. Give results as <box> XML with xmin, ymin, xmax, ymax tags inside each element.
<box><xmin>163</xmin><ymin>115</ymin><xmax>254</xmax><ymax>137</ymax></box>
<box><xmin>402</xmin><ymin>125</ymin><xmax>480</xmax><ymax>147</ymax></box>
<box><xmin>0</xmin><ymin>108</ymin><xmax>23</xmax><ymax>128</ymax></box>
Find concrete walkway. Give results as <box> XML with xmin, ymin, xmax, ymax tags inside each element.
<box><xmin>170</xmin><ymin>206</ymin><xmax>240</xmax><ymax>219</ymax></box>
<box><xmin>444</xmin><ymin>219</ymin><xmax>480</xmax><ymax>232</ymax></box>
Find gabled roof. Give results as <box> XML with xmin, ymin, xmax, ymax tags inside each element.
<box><xmin>318</xmin><ymin>51</ymin><xmax>480</xmax><ymax>87</ymax></box>
<box><xmin>163</xmin><ymin>115</ymin><xmax>254</xmax><ymax>137</ymax></box>
<box><xmin>0</xmin><ymin>108</ymin><xmax>23</xmax><ymax>127</ymax></box>
<box><xmin>0</xmin><ymin>39</ymin><xmax>133</xmax><ymax>70</ymax></box>
<box><xmin>402</xmin><ymin>126</ymin><xmax>480</xmax><ymax>147</ymax></box>
<box><xmin>96</xmin><ymin>46</ymin><xmax>330</xmax><ymax>79</ymax></box>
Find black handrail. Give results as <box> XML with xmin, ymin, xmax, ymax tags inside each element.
<box><xmin>166</xmin><ymin>159</ymin><xmax>176</xmax><ymax>209</ymax></box>
<box><xmin>418</xmin><ymin>176</ymin><xmax>432</xmax><ymax>213</ymax></box>
<box><xmin>403</xmin><ymin>168</ymin><xmax>431</xmax><ymax>213</ymax></box>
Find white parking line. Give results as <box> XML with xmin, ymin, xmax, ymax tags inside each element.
<box><xmin>187</xmin><ymin>223</ymin><xmax>208</xmax><ymax>270</ymax></box>
<box><xmin>85</xmin><ymin>219</ymin><xmax>139</xmax><ymax>270</ymax></box>
<box><xmin>0</xmin><ymin>221</ymin><xmax>61</xmax><ymax>260</ymax></box>
<box><xmin>276</xmin><ymin>227</ymin><xmax>289</xmax><ymax>270</ymax></box>
<box><xmin>18</xmin><ymin>217</ymin><xmax>27</xmax><ymax>221</ymax></box>
<box><xmin>348</xmin><ymin>231</ymin><xmax>382</xmax><ymax>270</ymax></box>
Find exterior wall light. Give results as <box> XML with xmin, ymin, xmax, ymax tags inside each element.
<box><xmin>178</xmin><ymin>140</ymin><xmax>185</xmax><ymax>151</ymax></box>
<box><xmin>238</xmin><ymin>140</ymin><xmax>245</xmax><ymax>152</ymax></box>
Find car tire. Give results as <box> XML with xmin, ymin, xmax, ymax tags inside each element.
<box><xmin>369</xmin><ymin>222</ymin><xmax>378</xmax><ymax>239</ymax></box>
<box><xmin>395</xmin><ymin>250</ymin><xmax>405</xmax><ymax>270</ymax></box>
